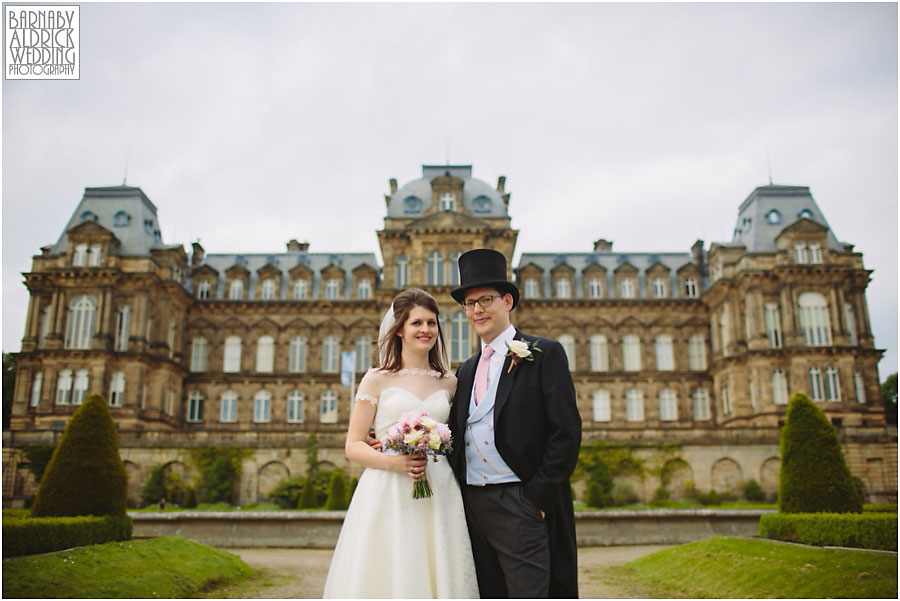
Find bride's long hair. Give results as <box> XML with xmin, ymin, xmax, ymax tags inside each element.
<box><xmin>378</xmin><ymin>288</ymin><xmax>448</xmax><ymax>376</ymax></box>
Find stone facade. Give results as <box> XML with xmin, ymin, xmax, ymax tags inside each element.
<box><xmin>5</xmin><ymin>166</ymin><xmax>896</xmax><ymax>507</ymax></box>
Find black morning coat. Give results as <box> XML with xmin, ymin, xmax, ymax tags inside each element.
<box><xmin>449</xmin><ymin>330</ymin><xmax>582</xmax><ymax>598</ymax></box>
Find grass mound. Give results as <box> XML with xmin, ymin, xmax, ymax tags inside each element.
<box><xmin>2</xmin><ymin>535</ymin><xmax>255</xmax><ymax>598</ymax></box>
<box><xmin>610</xmin><ymin>536</ymin><xmax>897</xmax><ymax>598</ymax></box>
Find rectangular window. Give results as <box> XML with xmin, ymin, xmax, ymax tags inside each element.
<box><xmin>794</xmin><ymin>243</ymin><xmax>808</xmax><ymax>264</ymax></box>
<box><xmin>114</xmin><ymin>306</ymin><xmax>130</xmax><ymax>351</ymax></box>
<box><xmin>524</xmin><ymin>278</ymin><xmax>540</xmax><ymax>298</ymax></box>
<box><xmin>254</xmin><ymin>393</ymin><xmax>271</xmax><ymax>423</ymax></box>
<box><xmin>556</xmin><ymin>278</ymin><xmax>571</xmax><ymax>299</ymax></box>
<box><xmin>844</xmin><ymin>304</ymin><xmax>857</xmax><ymax>346</ymax></box>
<box><xmin>655</xmin><ymin>336</ymin><xmax>674</xmax><ymax>371</ymax></box>
<box><xmin>588</xmin><ymin>277</ymin><xmax>603</xmax><ymax>298</ymax></box>
<box><xmin>825</xmin><ymin>367</ymin><xmax>841</xmax><ymax>401</ymax></box>
<box><xmin>357</xmin><ymin>279</ymin><xmax>371</xmax><ymax>299</ymax></box>
<box><xmin>854</xmin><ymin>371</ymin><xmax>866</xmax><ymax>404</ymax></box>
<box><xmin>322</xmin><ymin>336</ymin><xmax>339</xmax><ymax>373</ymax></box>
<box><xmin>626</xmin><ymin>390</ymin><xmax>644</xmax><ymax>422</ymax></box>
<box><xmin>72</xmin><ymin>370</ymin><xmax>89</xmax><ymax>405</ymax></box>
<box><xmin>592</xmin><ymin>390</ymin><xmax>611</xmax><ymax>422</ymax></box>
<box><xmin>325</xmin><ymin>279</ymin><xmax>340</xmax><ymax>299</ymax></box>
<box><xmin>287</xmin><ymin>392</ymin><xmax>304</xmax><ymax>423</ymax></box>
<box><xmin>721</xmin><ymin>385</ymin><xmax>732</xmax><ymax>416</ymax></box>
<box><xmin>809</xmin><ymin>243</ymin><xmax>822</xmax><ymax>264</ymax></box>
<box><xmin>320</xmin><ymin>391</ymin><xmax>338</xmax><ymax>423</ymax></box>
<box><xmin>289</xmin><ymin>337</ymin><xmax>306</xmax><ymax>373</ymax></box>
<box><xmin>293</xmin><ymin>279</ymin><xmax>308</xmax><ymax>299</ymax></box>
<box><xmin>187</xmin><ymin>392</ymin><xmax>204</xmax><ymax>422</ymax></box>
<box><xmin>109</xmin><ymin>372</ymin><xmax>125</xmax><ymax>406</ymax></box>
<box><xmin>355</xmin><ymin>337</ymin><xmax>371</xmax><ymax>372</ymax></box>
<box><xmin>261</xmin><ymin>279</ymin><xmax>275</xmax><ymax>300</ymax></box>
<box><xmin>659</xmin><ymin>389</ymin><xmax>677</xmax><ymax>421</ymax></box>
<box><xmin>623</xmin><ymin>335</ymin><xmax>641</xmax><ymax>371</ymax></box>
<box><xmin>31</xmin><ymin>372</ymin><xmax>43</xmax><ymax>407</ymax></box>
<box><xmin>764</xmin><ymin>303</ymin><xmax>782</xmax><ymax>348</ymax></box>
<box><xmin>197</xmin><ymin>280</ymin><xmax>210</xmax><ymax>299</ymax></box>
<box><xmin>772</xmin><ymin>369</ymin><xmax>788</xmax><ymax>405</ymax></box>
<box><xmin>191</xmin><ymin>338</ymin><xmax>208</xmax><ymax>372</ymax></box>
<box><xmin>88</xmin><ymin>244</ymin><xmax>102</xmax><ymax>266</ymax></box>
<box><xmin>220</xmin><ymin>392</ymin><xmax>237</xmax><ymax>423</ymax></box>
<box><xmin>688</xmin><ymin>336</ymin><xmax>706</xmax><ymax>370</ymax></box>
<box><xmin>396</xmin><ymin>258</ymin><xmax>409</xmax><ymax>288</ymax></box>
<box><xmin>652</xmin><ymin>277</ymin><xmax>667</xmax><ymax>298</ymax></box>
<box><xmin>808</xmin><ymin>367</ymin><xmax>824</xmax><ymax>401</ymax></box>
<box><xmin>692</xmin><ymin>388</ymin><xmax>710</xmax><ymax>420</ymax></box>
<box><xmin>590</xmin><ymin>336</ymin><xmax>608</xmax><ymax>372</ymax></box>
<box><xmin>683</xmin><ymin>277</ymin><xmax>698</xmax><ymax>298</ymax></box>
<box><xmin>620</xmin><ymin>278</ymin><xmax>635</xmax><ymax>299</ymax></box>
<box><xmin>229</xmin><ymin>279</ymin><xmax>244</xmax><ymax>300</ymax></box>
<box><xmin>165</xmin><ymin>389</ymin><xmax>174</xmax><ymax>415</ymax></box>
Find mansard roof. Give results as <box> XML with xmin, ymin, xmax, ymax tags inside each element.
<box><xmin>50</xmin><ymin>185</ymin><xmax>174</xmax><ymax>256</ymax></box>
<box><xmin>517</xmin><ymin>251</ymin><xmax>695</xmax><ymax>275</ymax></box>
<box><xmin>731</xmin><ymin>184</ymin><xmax>844</xmax><ymax>253</ymax></box>
<box><xmin>199</xmin><ymin>251</ymin><xmax>379</xmax><ymax>277</ymax></box>
<box><xmin>386</xmin><ymin>164</ymin><xmax>508</xmax><ymax>218</ymax></box>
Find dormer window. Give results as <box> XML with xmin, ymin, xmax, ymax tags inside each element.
<box><xmin>197</xmin><ymin>280</ymin><xmax>211</xmax><ymax>299</ymax></box>
<box><xmin>80</xmin><ymin>210</ymin><xmax>98</xmax><ymax>222</ymax></box>
<box><xmin>144</xmin><ymin>219</ymin><xmax>153</xmax><ymax>234</ymax></box>
<box><xmin>798</xmin><ymin>208</ymin><xmax>814</xmax><ymax>220</ymax></box>
<box><xmin>88</xmin><ymin>244</ymin><xmax>102</xmax><ymax>267</ymax></box>
<box><xmin>113</xmin><ymin>211</ymin><xmax>130</xmax><ymax>227</ymax></box>
<box><xmin>72</xmin><ymin>243</ymin><xmax>87</xmax><ymax>266</ymax></box>
<box><xmin>794</xmin><ymin>243</ymin><xmax>808</xmax><ymax>264</ymax></box>
<box><xmin>403</xmin><ymin>196</ymin><xmax>422</xmax><ymax>214</ymax></box>
<box><xmin>809</xmin><ymin>242</ymin><xmax>822</xmax><ymax>264</ymax></box>
<box><xmin>473</xmin><ymin>195</ymin><xmax>491</xmax><ymax>213</ymax></box>
<box><xmin>765</xmin><ymin>209</ymin><xmax>782</xmax><ymax>225</ymax></box>
<box><xmin>439</xmin><ymin>192</ymin><xmax>456</xmax><ymax>211</ymax></box>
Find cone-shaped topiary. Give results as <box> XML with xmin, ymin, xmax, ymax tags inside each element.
<box><xmin>586</xmin><ymin>481</ymin><xmax>605</xmax><ymax>508</ymax></box>
<box><xmin>298</xmin><ymin>476</ymin><xmax>318</xmax><ymax>509</ymax></box>
<box><xmin>779</xmin><ymin>392</ymin><xmax>862</xmax><ymax>513</ymax></box>
<box><xmin>325</xmin><ymin>470</ymin><xmax>348</xmax><ymax>510</ymax></box>
<box><xmin>31</xmin><ymin>394</ymin><xmax>127</xmax><ymax>517</ymax></box>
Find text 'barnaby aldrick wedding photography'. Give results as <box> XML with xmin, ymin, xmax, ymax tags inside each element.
<box><xmin>5</xmin><ymin>5</ymin><xmax>79</xmax><ymax>79</ymax></box>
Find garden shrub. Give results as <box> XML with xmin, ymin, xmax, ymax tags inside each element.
<box><xmin>760</xmin><ymin>512</ymin><xmax>897</xmax><ymax>551</ymax></box>
<box><xmin>31</xmin><ymin>394</ymin><xmax>127</xmax><ymax>518</ymax></box>
<box><xmin>699</xmin><ymin>489</ymin><xmax>720</xmax><ymax>506</ymax></box>
<box><xmin>585</xmin><ymin>481</ymin><xmax>605</xmax><ymax>508</ymax></box>
<box><xmin>184</xmin><ymin>488</ymin><xmax>197</xmax><ymax>509</ymax></box>
<box><xmin>3</xmin><ymin>514</ymin><xmax>132</xmax><ymax>557</ymax></box>
<box><xmin>864</xmin><ymin>504</ymin><xmax>898</xmax><ymax>513</ymax></box>
<box><xmin>140</xmin><ymin>464</ymin><xmax>167</xmax><ymax>507</ymax></box>
<box><xmin>23</xmin><ymin>445</ymin><xmax>56</xmax><ymax>483</ymax></box>
<box><xmin>779</xmin><ymin>392</ymin><xmax>861</xmax><ymax>513</ymax></box>
<box><xmin>271</xmin><ymin>476</ymin><xmax>305</xmax><ymax>508</ymax></box>
<box><xmin>608</xmin><ymin>481</ymin><xmax>637</xmax><ymax>506</ymax></box>
<box><xmin>743</xmin><ymin>479</ymin><xmax>766</xmax><ymax>502</ymax></box>
<box><xmin>298</xmin><ymin>477</ymin><xmax>317</xmax><ymax>509</ymax></box>
<box><xmin>325</xmin><ymin>470</ymin><xmax>348</xmax><ymax>510</ymax></box>
<box><xmin>349</xmin><ymin>477</ymin><xmax>359</xmax><ymax>502</ymax></box>
<box><xmin>201</xmin><ymin>454</ymin><xmax>237</xmax><ymax>503</ymax></box>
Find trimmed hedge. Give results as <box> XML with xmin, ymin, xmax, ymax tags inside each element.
<box><xmin>864</xmin><ymin>503</ymin><xmax>898</xmax><ymax>513</ymax></box>
<box><xmin>3</xmin><ymin>514</ymin><xmax>133</xmax><ymax>557</ymax></box>
<box><xmin>760</xmin><ymin>512</ymin><xmax>897</xmax><ymax>551</ymax></box>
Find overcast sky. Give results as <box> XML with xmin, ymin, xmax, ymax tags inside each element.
<box><xmin>3</xmin><ymin>2</ymin><xmax>897</xmax><ymax>376</ymax></box>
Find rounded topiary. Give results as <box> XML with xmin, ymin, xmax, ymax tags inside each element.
<box><xmin>743</xmin><ymin>479</ymin><xmax>766</xmax><ymax>502</ymax></box>
<box><xmin>298</xmin><ymin>477</ymin><xmax>317</xmax><ymax>509</ymax></box>
<box><xmin>31</xmin><ymin>393</ymin><xmax>127</xmax><ymax>517</ymax></box>
<box><xmin>585</xmin><ymin>481</ymin><xmax>605</xmax><ymax>508</ymax></box>
<box><xmin>779</xmin><ymin>392</ymin><xmax>862</xmax><ymax>513</ymax></box>
<box><xmin>325</xmin><ymin>470</ymin><xmax>348</xmax><ymax>510</ymax></box>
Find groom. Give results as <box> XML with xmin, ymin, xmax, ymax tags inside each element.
<box><xmin>449</xmin><ymin>248</ymin><xmax>582</xmax><ymax>598</ymax></box>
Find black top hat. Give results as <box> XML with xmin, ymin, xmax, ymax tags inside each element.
<box><xmin>451</xmin><ymin>248</ymin><xmax>520</xmax><ymax>310</ymax></box>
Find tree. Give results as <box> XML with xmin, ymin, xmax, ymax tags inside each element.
<box><xmin>3</xmin><ymin>353</ymin><xmax>16</xmax><ymax>429</ymax></box>
<box><xmin>585</xmin><ymin>481</ymin><xmax>605</xmax><ymax>508</ymax></box>
<box><xmin>201</xmin><ymin>454</ymin><xmax>237</xmax><ymax>503</ymax></box>
<box><xmin>881</xmin><ymin>373</ymin><xmax>897</xmax><ymax>425</ymax></box>
<box><xmin>779</xmin><ymin>392</ymin><xmax>862</xmax><ymax>513</ymax></box>
<box><xmin>140</xmin><ymin>464</ymin><xmax>168</xmax><ymax>507</ymax></box>
<box><xmin>325</xmin><ymin>470</ymin><xmax>348</xmax><ymax>510</ymax></box>
<box><xmin>31</xmin><ymin>393</ymin><xmax>128</xmax><ymax>517</ymax></box>
<box><xmin>298</xmin><ymin>477</ymin><xmax>318</xmax><ymax>509</ymax></box>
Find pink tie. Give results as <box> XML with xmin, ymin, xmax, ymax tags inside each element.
<box><xmin>474</xmin><ymin>346</ymin><xmax>495</xmax><ymax>406</ymax></box>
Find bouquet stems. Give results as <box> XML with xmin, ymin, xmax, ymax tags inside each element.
<box><xmin>412</xmin><ymin>475</ymin><xmax>433</xmax><ymax>499</ymax></box>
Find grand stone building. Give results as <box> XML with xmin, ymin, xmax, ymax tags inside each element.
<box><xmin>4</xmin><ymin>164</ymin><xmax>896</xmax><ymax>506</ymax></box>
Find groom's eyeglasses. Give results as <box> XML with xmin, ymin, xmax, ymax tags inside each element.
<box><xmin>462</xmin><ymin>294</ymin><xmax>503</xmax><ymax>312</ymax></box>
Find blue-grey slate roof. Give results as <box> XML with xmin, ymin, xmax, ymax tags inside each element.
<box><xmin>387</xmin><ymin>165</ymin><xmax>508</xmax><ymax>219</ymax></box>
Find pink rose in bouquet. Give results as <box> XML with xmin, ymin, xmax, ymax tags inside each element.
<box><xmin>383</xmin><ymin>410</ymin><xmax>453</xmax><ymax>499</ymax></box>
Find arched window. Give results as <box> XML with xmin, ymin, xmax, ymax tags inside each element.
<box><xmin>524</xmin><ymin>278</ymin><xmax>540</xmax><ymax>298</ymax></box>
<box><xmin>559</xmin><ymin>335</ymin><xmax>576</xmax><ymax>372</ymax></box>
<box><xmin>659</xmin><ymin>388</ymin><xmax>677</xmax><ymax>421</ymax></box>
<box><xmin>72</xmin><ymin>369</ymin><xmax>90</xmax><ymax>405</ymax></box>
<box><xmin>426</xmin><ymin>252</ymin><xmax>444</xmax><ymax>286</ymax></box>
<box><xmin>289</xmin><ymin>336</ymin><xmax>307</xmax><ymax>372</ymax></box>
<box><xmin>72</xmin><ymin>243</ymin><xmax>87</xmax><ymax>266</ymax></box>
<box><xmin>254</xmin><ymin>390</ymin><xmax>271</xmax><ymax>423</ymax></box>
<box><xmin>56</xmin><ymin>369</ymin><xmax>73</xmax><ymax>405</ymax></box>
<box><xmin>114</xmin><ymin>306</ymin><xmax>131</xmax><ymax>351</ymax></box>
<box><xmin>113</xmin><ymin>211</ymin><xmax>130</xmax><ymax>227</ymax></box>
<box><xmin>450</xmin><ymin>313</ymin><xmax>470</xmax><ymax>363</ymax></box>
<box><xmin>625</xmin><ymin>389</ymin><xmax>644</xmax><ymax>422</ymax></box>
<box><xmin>652</xmin><ymin>277</ymin><xmax>667</xmax><ymax>298</ymax></box>
<box><xmin>191</xmin><ymin>337</ymin><xmax>208</xmax><ymax>372</ymax></box>
<box><xmin>261</xmin><ymin>279</ymin><xmax>275</xmax><ymax>300</ymax></box>
<box><xmin>322</xmin><ymin>336</ymin><xmax>339</xmax><ymax>372</ymax></box>
<box><xmin>798</xmin><ymin>292</ymin><xmax>832</xmax><ymax>346</ymax></box>
<box><xmin>692</xmin><ymin>388</ymin><xmax>710</xmax><ymax>420</ymax></box>
<box><xmin>80</xmin><ymin>210</ymin><xmax>98</xmax><ymax>222</ymax></box>
<box><xmin>31</xmin><ymin>372</ymin><xmax>43</xmax><ymax>407</ymax></box>
<box><xmin>187</xmin><ymin>391</ymin><xmax>204</xmax><ymax>422</ymax></box>
<box><xmin>65</xmin><ymin>295</ymin><xmax>97</xmax><ymax>349</ymax></box>
<box><xmin>588</xmin><ymin>277</ymin><xmax>604</xmax><ymax>299</ymax></box>
<box><xmin>592</xmin><ymin>389</ymin><xmax>611</xmax><ymax>422</ymax></box>
<box><xmin>472</xmin><ymin>195</ymin><xmax>491</xmax><ymax>213</ymax></box>
<box><xmin>765</xmin><ymin>209</ymin><xmax>781</xmax><ymax>224</ymax></box>
<box><xmin>396</xmin><ymin>255</ymin><xmax>409</xmax><ymax>287</ymax></box>
<box><xmin>772</xmin><ymin>370</ymin><xmax>788</xmax><ymax>405</ymax></box>
<box><xmin>355</xmin><ymin>336</ymin><xmax>371</xmax><ymax>372</ymax></box>
<box><xmin>229</xmin><ymin>279</ymin><xmax>244</xmax><ymax>300</ymax></box>
<box><xmin>688</xmin><ymin>335</ymin><xmax>706</xmax><ymax>370</ymax></box>
<box><xmin>220</xmin><ymin>390</ymin><xmax>238</xmax><ymax>423</ymax></box>
<box><xmin>256</xmin><ymin>336</ymin><xmax>274</xmax><ymax>372</ymax></box>
<box><xmin>88</xmin><ymin>244</ymin><xmax>102</xmax><ymax>267</ymax></box>
<box><xmin>403</xmin><ymin>196</ymin><xmax>422</xmax><ymax>214</ymax></box>
<box><xmin>623</xmin><ymin>334</ymin><xmax>641</xmax><ymax>371</ymax></box>
<box><xmin>287</xmin><ymin>391</ymin><xmax>305</xmax><ymax>423</ymax></box>
<box><xmin>320</xmin><ymin>390</ymin><xmax>338</xmax><ymax>423</ymax></box>
<box><xmin>449</xmin><ymin>252</ymin><xmax>462</xmax><ymax>286</ymax></box>
<box><xmin>589</xmin><ymin>335</ymin><xmax>608</xmax><ymax>372</ymax></box>
<box><xmin>223</xmin><ymin>336</ymin><xmax>242</xmax><ymax>372</ymax></box>
<box><xmin>655</xmin><ymin>335</ymin><xmax>674</xmax><ymax>371</ymax></box>
<box><xmin>109</xmin><ymin>371</ymin><xmax>125</xmax><ymax>406</ymax></box>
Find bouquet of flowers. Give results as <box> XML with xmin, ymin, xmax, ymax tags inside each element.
<box><xmin>383</xmin><ymin>410</ymin><xmax>453</xmax><ymax>499</ymax></box>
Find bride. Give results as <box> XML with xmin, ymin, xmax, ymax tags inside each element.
<box><xmin>322</xmin><ymin>288</ymin><xmax>478</xmax><ymax>599</ymax></box>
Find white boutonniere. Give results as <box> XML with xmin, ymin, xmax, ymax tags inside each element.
<box><xmin>505</xmin><ymin>339</ymin><xmax>542</xmax><ymax>373</ymax></box>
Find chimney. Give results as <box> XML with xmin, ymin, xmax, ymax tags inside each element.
<box><xmin>497</xmin><ymin>176</ymin><xmax>506</xmax><ymax>194</ymax></box>
<box><xmin>389</xmin><ymin>178</ymin><xmax>398</xmax><ymax>194</ymax></box>
<box><xmin>593</xmin><ymin>239</ymin><xmax>613</xmax><ymax>252</ymax></box>
<box><xmin>191</xmin><ymin>241</ymin><xmax>205</xmax><ymax>266</ymax></box>
<box><xmin>691</xmin><ymin>239</ymin><xmax>706</xmax><ymax>276</ymax></box>
<box><xmin>287</xmin><ymin>239</ymin><xmax>302</xmax><ymax>252</ymax></box>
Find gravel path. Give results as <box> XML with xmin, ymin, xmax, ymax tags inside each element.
<box><xmin>209</xmin><ymin>545</ymin><xmax>672</xmax><ymax>598</ymax></box>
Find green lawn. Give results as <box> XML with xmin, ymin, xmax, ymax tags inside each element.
<box><xmin>607</xmin><ymin>536</ymin><xmax>897</xmax><ymax>598</ymax></box>
<box><xmin>2</xmin><ymin>536</ymin><xmax>255</xmax><ymax>598</ymax></box>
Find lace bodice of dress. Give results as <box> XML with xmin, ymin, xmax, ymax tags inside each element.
<box><xmin>355</xmin><ymin>368</ymin><xmax>455</xmax><ymax>441</ymax></box>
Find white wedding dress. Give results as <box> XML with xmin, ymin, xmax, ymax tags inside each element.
<box><xmin>323</xmin><ymin>369</ymin><xmax>479</xmax><ymax>599</ymax></box>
